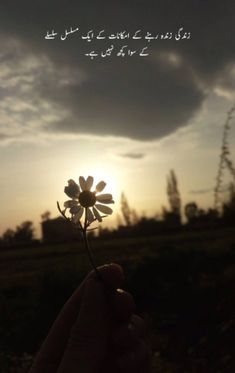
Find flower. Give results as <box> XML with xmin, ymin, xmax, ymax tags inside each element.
<box><xmin>63</xmin><ymin>176</ymin><xmax>114</xmax><ymax>225</ymax></box>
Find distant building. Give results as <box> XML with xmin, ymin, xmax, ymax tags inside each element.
<box><xmin>41</xmin><ymin>217</ymin><xmax>80</xmax><ymax>243</ymax></box>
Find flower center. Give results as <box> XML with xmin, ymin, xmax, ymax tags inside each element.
<box><xmin>79</xmin><ymin>191</ymin><xmax>96</xmax><ymax>208</ymax></box>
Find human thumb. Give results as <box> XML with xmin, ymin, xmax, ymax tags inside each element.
<box><xmin>57</xmin><ymin>277</ymin><xmax>111</xmax><ymax>373</ymax></box>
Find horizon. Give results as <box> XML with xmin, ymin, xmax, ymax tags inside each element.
<box><xmin>0</xmin><ymin>1</ymin><xmax>235</xmax><ymax>238</ymax></box>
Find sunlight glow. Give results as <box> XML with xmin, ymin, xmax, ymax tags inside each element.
<box><xmin>69</xmin><ymin>163</ymin><xmax>120</xmax><ymax>205</ymax></box>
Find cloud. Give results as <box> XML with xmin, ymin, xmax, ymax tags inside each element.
<box><xmin>189</xmin><ymin>188</ymin><xmax>214</xmax><ymax>195</ymax></box>
<box><xmin>0</xmin><ymin>133</ymin><xmax>9</xmax><ymax>141</ymax></box>
<box><xmin>0</xmin><ymin>1</ymin><xmax>234</xmax><ymax>142</ymax></box>
<box><xmin>119</xmin><ymin>152</ymin><xmax>145</xmax><ymax>159</ymax></box>
<box><xmin>0</xmin><ymin>40</ymin><xmax>76</xmax><ymax>144</ymax></box>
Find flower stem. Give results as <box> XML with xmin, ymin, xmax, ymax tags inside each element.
<box><xmin>82</xmin><ymin>209</ymin><xmax>102</xmax><ymax>280</ymax></box>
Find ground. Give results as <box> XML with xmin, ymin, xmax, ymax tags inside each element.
<box><xmin>0</xmin><ymin>227</ymin><xmax>235</xmax><ymax>372</ymax></box>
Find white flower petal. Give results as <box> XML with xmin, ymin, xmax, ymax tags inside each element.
<box><xmin>96</xmin><ymin>194</ymin><xmax>114</xmax><ymax>204</ymax></box>
<box><xmin>79</xmin><ymin>176</ymin><xmax>86</xmax><ymax>191</ymax></box>
<box><xmin>95</xmin><ymin>204</ymin><xmax>113</xmax><ymax>215</ymax></box>
<box><xmin>85</xmin><ymin>176</ymin><xmax>94</xmax><ymax>191</ymax></box>
<box><xmin>73</xmin><ymin>207</ymin><xmax>84</xmax><ymax>223</ymax></box>
<box><xmin>86</xmin><ymin>208</ymin><xmax>94</xmax><ymax>223</ymax></box>
<box><xmin>64</xmin><ymin>200</ymin><xmax>78</xmax><ymax>208</ymax></box>
<box><xmin>68</xmin><ymin>179</ymin><xmax>76</xmax><ymax>185</ymax></box>
<box><xmin>97</xmin><ymin>193</ymin><xmax>112</xmax><ymax>201</ymax></box>
<box><xmin>96</xmin><ymin>180</ymin><xmax>106</xmax><ymax>192</ymax></box>
<box><xmin>93</xmin><ymin>206</ymin><xmax>102</xmax><ymax>222</ymax></box>
<box><xmin>64</xmin><ymin>180</ymin><xmax>80</xmax><ymax>198</ymax></box>
<box><xmin>101</xmin><ymin>200</ymin><xmax>114</xmax><ymax>204</ymax></box>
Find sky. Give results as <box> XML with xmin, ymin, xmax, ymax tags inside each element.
<box><xmin>0</xmin><ymin>0</ymin><xmax>235</xmax><ymax>238</ymax></box>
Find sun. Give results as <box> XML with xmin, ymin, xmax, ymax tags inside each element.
<box><xmin>70</xmin><ymin>164</ymin><xmax>120</xmax><ymax>201</ymax></box>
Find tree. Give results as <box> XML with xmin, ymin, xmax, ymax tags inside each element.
<box><xmin>166</xmin><ymin>170</ymin><xmax>181</xmax><ymax>222</ymax></box>
<box><xmin>227</xmin><ymin>183</ymin><xmax>235</xmax><ymax>209</ymax></box>
<box><xmin>222</xmin><ymin>182</ymin><xmax>235</xmax><ymax>225</ymax></box>
<box><xmin>2</xmin><ymin>229</ymin><xmax>15</xmax><ymax>246</ymax></box>
<box><xmin>14</xmin><ymin>221</ymin><xmax>34</xmax><ymax>243</ymax></box>
<box><xmin>214</xmin><ymin>105</ymin><xmax>235</xmax><ymax>211</ymax></box>
<box><xmin>120</xmin><ymin>192</ymin><xmax>132</xmax><ymax>226</ymax></box>
<box><xmin>120</xmin><ymin>192</ymin><xmax>139</xmax><ymax>226</ymax></box>
<box><xmin>41</xmin><ymin>211</ymin><xmax>51</xmax><ymax>222</ymax></box>
<box><xmin>185</xmin><ymin>202</ymin><xmax>198</xmax><ymax>223</ymax></box>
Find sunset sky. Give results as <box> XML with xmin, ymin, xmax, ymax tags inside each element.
<box><xmin>0</xmin><ymin>1</ymin><xmax>235</xmax><ymax>237</ymax></box>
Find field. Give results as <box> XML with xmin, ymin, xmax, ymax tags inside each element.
<box><xmin>1</xmin><ymin>227</ymin><xmax>235</xmax><ymax>372</ymax></box>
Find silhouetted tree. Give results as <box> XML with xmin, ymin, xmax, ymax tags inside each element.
<box><xmin>131</xmin><ymin>209</ymin><xmax>139</xmax><ymax>225</ymax></box>
<box><xmin>198</xmin><ymin>208</ymin><xmax>206</xmax><ymax>217</ymax></box>
<box><xmin>222</xmin><ymin>182</ymin><xmax>235</xmax><ymax>225</ymax></box>
<box><xmin>41</xmin><ymin>211</ymin><xmax>51</xmax><ymax>222</ymax></box>
<box><xmin>227</xmin><ymin>182</ymin><xmax>235</xmax><ymax>207</ymax></box>
<box><xmin>120</xmin><ymin>192</ymin><xmax>131</xmax><ymax>226</ymax></box>
<box><xmin>214</xmin><ymin>105</ymin><xmax>235</xmax><ymax>211</ymax></box>
<box><xmin>167</xmin><ymin>170</ymin><xmax>181</xmax><ymax>218</ymax></box>
<box><xmin>165</xmin><ymin>170</ymin><xmax>182</xmax><ymax>226</ymax></box>
<box><xmin>116</xmin><ymin>213</ymin><xmax>123</xmax><ymax>227</ymax></box>
<box><xmin>162</xmin><ymin>207</ymin><xmax>181</xmax><ymax>229</ymax></box>
<box><xmin>184</xmin><ymin>203</ymin><xmax>219</xmax><ymax>228</ymax></box>
<box><xmin>14</xmin><ymin>221</ymin><xmax>34</xmax><ymax>243</ymax></box>
<box><xmin>120</xmin><ymin>192</ymin><xmax>138</xmax><ymax>226</ymax></box>
<box><xmin>2</xmin><ymin>229</ymin><xmax>15</xmax><ymax>246</ymax></box>
<box><xmin>185</xmin><ymin>202</ymin><xmax>198</xmax><ymax>223</ymax></box>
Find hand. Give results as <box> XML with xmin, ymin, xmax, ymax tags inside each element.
<box><xmin>29</xmin><ymin>263</ymin><xmax>152</xmax><ymax>373</ymax></box>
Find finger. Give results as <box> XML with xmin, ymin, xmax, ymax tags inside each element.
<box><xmin>112</xmin><ymin>315</ymin><xmax>146</xmax><ymax>350</ymax></box>
<box><xmin>93</xmin><ymin>263</ymin><xmax>125</xmax><ymax>291</ymax></box>
<box><xmin>112</xmin><ymin>288</ymin><xmax>136</xmax><ymax>321</ymax></box>
<box><xmin>57</xmin><ymin>277</ymin><xmax>111</xmax><ymax>373</ymax></box>
<box><xmin>29</xmin><ymin>263</ymin><xmax>124</xmax><ymax>373</ymax></box>
<box><xmin>130</xmin><ymin>314</ymin><xmax>147</xmax><ymax>338</ymax></box>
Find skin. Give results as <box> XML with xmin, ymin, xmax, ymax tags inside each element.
<box><xmin>29</xmin><ymin>263</ymin><xmax>152</xmax><ymax>373</ymax></box>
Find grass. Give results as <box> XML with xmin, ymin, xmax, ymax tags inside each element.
<box><xmin>1</xmin><ymin>227</ymin><xmax>235</xmax><ymax>372</ymax></box>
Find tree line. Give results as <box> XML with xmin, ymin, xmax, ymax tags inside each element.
<box><xmin>1</xmin><ymin>169</ymin><xmax>235</xmax><ymax>248</ymax></box>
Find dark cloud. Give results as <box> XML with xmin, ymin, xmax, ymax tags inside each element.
<box><xmin>0</xmin><ymin>1</ymin><xmax>234</xmax><ymax>141</ymax></box>
<box><xmin>119</xmin><ymin>152</ymin><xmax>145</xmax><ymax>159</ymax></box>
